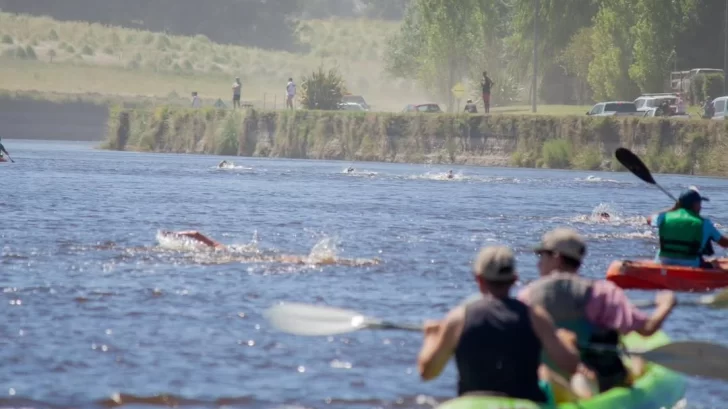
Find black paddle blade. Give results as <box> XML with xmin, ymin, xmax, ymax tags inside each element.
<box><xmin>615</xmin><ymin>147</ymin><xmax>656</xmax><ymax>185</ymax></box>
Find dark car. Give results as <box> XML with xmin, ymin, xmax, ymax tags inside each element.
<box><xmin>403</xmin><ymin>103</ymin><xmax>442</xmax><ymax>113</ymax></box>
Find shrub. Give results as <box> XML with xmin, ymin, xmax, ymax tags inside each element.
<box><xmin>1</xmin><ymin>34</ymin><xmax>13</xmax><ymax>44</ymax></box>
<box><xmin>24</xmin><ymin>45</ymin><xmax>37</xmax><ymax>60</ymax></box>
<box><xmin>81</xmin><ymin>45</ymin><xmax>94</xmax><ymax>55</ymax></box>
<box><xmin>541</xmin><ymin>138</ymin><xmax>572</xmax><ymax>168</ymax></box>
<box><xmin>14</xmin><ymin>46</ymin><xmax>27</xmax><ymax>59</ymax></box>
<box><xmin>703</xmin><ymin>73</ymin><xmax>724</xmax><ymax>101</ymax></box>
<box><xmin>300</xmin><ymin>65</ymin><xmax>347</xmax><ymax>110</ymax></box>
<box><xmin>47</xmin><ymin>29</ymin><xmax>59</xmax><ymax>41</ymax></box>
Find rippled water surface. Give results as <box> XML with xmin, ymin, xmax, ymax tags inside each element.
<box><xmin>2</xmin><ymin>139</ymin><xmax>728</xmax><ymax>409</ymax></box>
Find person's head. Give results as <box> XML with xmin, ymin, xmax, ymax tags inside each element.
<box><xmin>466</xmin><ymin>99</ymin><xmax>473</xmax><ymax>103</ymax></box>
<box><xmin>678</xmin><ymin>187</ymin><xmax>709</xmax><ymax>213</ymax></box>
<box><xmin>472</xmin><ymin>245</ymin><xmax>518</xmax><ymax>297</ymax></box>
<box><xmin>482</xmin><ymin>71</ymin><xmax>487</xmax><ymax>77</ymax></box>
<box><xmin>192</xmin><ymin>91</ymin><xmax>198</xmax><ymax>96</ymax></box>
<box><xmin>533</xmin><ymin>227</ymin><xmax>586</xmax><ymax>276</ymax></box>
<box><xmin>235</xmin><ymin>77</ymin><xmax>240</xmax><ymax>82</ymax></box>
<box><xmin>599</xmin><ymin>212</ymin><xmax>610</xmax><ymax>219</ymax></box>
<box><xmin>288</xmin><ymin>77</ymin><xmax>293</xmax><ymax>82</ymax></box>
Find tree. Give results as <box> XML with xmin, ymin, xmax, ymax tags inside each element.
<box><xmin>587</xmin><ymin>2</ymin><xmax>639</xmax><ymax>100</ymax></box>
<box><xmin>385</xmin><ymin>0</ymin><xmax>506</xmax><ymax>111</ymax></box>
<box><xmin>559</xmin><ymin>27</ymin><xmax>594</xmax><ymax>103</ymax></box>
<box><xmin>628</xmin><ymin>0</ymin><xmax>697</xmax><ymax>93</ymax></box>
<box><xmin>300</xmin><ymin>66</ymin><xmax>347</xmax><ymax>110</ymax></box>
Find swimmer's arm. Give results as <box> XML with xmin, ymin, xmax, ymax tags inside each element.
<box><xmin>417</xmin><ymin>306</ymin><xmax>464</xmax><ymax>381</ymax></box>
<box><xmin>530</xmin><ymin>305</ymin><xmax>580</xmax><ymax>375</ymax></box>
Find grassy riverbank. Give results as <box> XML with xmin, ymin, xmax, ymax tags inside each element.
<box><xmin>103</xmin><ymin>107</ymin><xmax>728</xmax><ymax>177</ymax></box>
<box><xmin>0</xmin><ymin>12</ymin><xmax>429</xmax><ymax>112</ymax></box>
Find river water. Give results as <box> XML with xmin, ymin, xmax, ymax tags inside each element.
<box><xmin>1</xmin><ymin>139</ymin><xmax>727</xmax><ymax>409</ymax></box>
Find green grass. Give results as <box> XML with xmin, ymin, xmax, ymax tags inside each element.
<box><xmin>0</xmin><ymin>12</ymin><xmax>429</xmax><ymax>112</ymax></box>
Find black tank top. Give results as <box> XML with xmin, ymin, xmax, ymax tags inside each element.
<box><xmin>454</xmin><ymin>296</ymin><xmax>547</xmax><ymax>402</ymax></box>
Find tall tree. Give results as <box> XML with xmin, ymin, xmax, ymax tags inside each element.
<box><xmin>628</xmin><ymin>0</ymin><xmax>697</xmax><ymax>93</ymax></box>
<box><xmin>587</xmin><ymin>1</ymin><xmax>639</xmax><ymax>100</ymax></box>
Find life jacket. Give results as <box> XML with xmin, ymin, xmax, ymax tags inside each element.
<box><xmin>454</xmin><ymin>296</ymin><xmax>546</xmax><ymax>403</ymax></box>
<box><xmin>658</xmin><ymin>208</ymin><xmax>704</xmax><ymax>260</ymax></box>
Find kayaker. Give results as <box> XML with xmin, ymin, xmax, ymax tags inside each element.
<box><xmin>447</xmin><ymin>170</ymin><xmax>454</xmax><ymax>179</ymax></box>
<box><xmin>0</xmin><ymin>137</ymin><xmax>9</xmax><ymax>159</ymax></box>
<box><xmin>518</xmin><ymin>227</ymin><xmax>677</xmax><ymax>399</ymax></box>
<box><xmin>646</xmin><ymin>187</ymin><xmax>728</xmax><ymax>268</ymax></box>
<box><xmin>417</xmin><ymin>245</ymin><xmax>581</xmax><ymax>403</ymax></box>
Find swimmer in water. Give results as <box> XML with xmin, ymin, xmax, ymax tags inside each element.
<box><xmin>218</xmin><ymin>160</ymin><xmax>229</xmax><ymax>168</ymax></box>
<box><xmin>161</xmin><ymin>230</ymin><xmax>226</xmax><ymax>249</ymax></box>
<box><xmin>447</xmin><ymin>170</ymin><xmax>454</xmax><ymax>179</ymax></box>
<box><xmin>158</xmin><ymin>230</ymin><xmax>378</xmax><ymax>266</ymax></box>
<box><xmin>347</xmin><ymin>167</ymin><xmax>354</xmax><ymax>173</ymax></box>
<box><xmin>599</xmin><ymin>212</ymin><xmax>610</xmax><ymax>221</ymax></box>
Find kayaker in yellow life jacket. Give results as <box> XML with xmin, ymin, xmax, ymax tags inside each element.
<box><xmin>517</xmin><ymin>228</ymin><xmax>677</xmax><ymax>401</ymax></box>
<box><xmin>417</xmin><ymin>245</ymin><xmax>581</xmax><ymax>404</ymax></box>
<box><xmin>647</xmin><ymin>188</ymin><xmax>728</xmax><ymax>268</ymax></box>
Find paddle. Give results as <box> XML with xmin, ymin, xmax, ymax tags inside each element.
<box><xmin>264</xmin><ymin>302</ymin><xmax>728</xmax><ymax>381</ymax></box>
<box><xmin>263</xmin><ymin>302</ymin><xmax>422</xmax><ymax>336</ymax></box>
<box><xmin>614</xmin><ymin>147</ymin><xmax>677</xmax><ymax>201</ymax></box>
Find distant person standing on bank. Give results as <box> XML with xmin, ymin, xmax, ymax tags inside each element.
<box><xmin>191</xmin><ymin>91</ymin><xmax>201</xmax><ymax>108</ymax></box>
<box><xmin>481</xmin><ymin>71</ymin><xmax>494</xmax><ymax>114</ymax></box>
<box><xmin>286</xmin><ymin>78</ymin><xmax>296</xmax><ymax>110</ymax></box>
<box><xmin>232</xmin><ymin>77</ymin><xmax>242</xmax><ymax>109</ymax></box>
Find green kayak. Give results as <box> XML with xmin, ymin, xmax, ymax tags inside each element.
<box><xmin>435</xmin><ymin>331</ymin><xmax>686</xmax><ymax>409</ymax></box>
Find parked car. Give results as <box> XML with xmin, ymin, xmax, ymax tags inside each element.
<box><xmin>634</xmin><ymin>94</ymin><xmax>678</xmax><ymax>112</ymax></box>
<box><xmin>338</xmin><ymin>102</ymin><xmax>368</xmax><ymax>112</ymax></box>
<box><xmin>403</xmin><ymin>103</ymin><xmax>442</xmax><ymax>113</ymax></box>
<box><xmin>342</xmin><ymin>94</ymin><xmax>370</xmax><ymax>110</ymax></box>
<box><xmin>710</xmin><ymin>96</ymin><xmax>728</xmax><ymax>120</ymax></box>
<box><xmin>642</xmin><ymin>108</ymin><xmax>690</xmax><ymax>119</ymax></box>
<box><xmin>586</xmin><ymin>101</ymin><xmax>642</xmax><ymax>116</ymax></box>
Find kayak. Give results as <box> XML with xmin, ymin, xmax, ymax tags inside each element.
<box><xmin>435</xmin><ymin>331</ymin><xmax>685</xmax><ymax>409</ymax></box>
<box><xmin>606</xmin><ymin>259</ymin><xmax>728</xmax><ymax>292</ymax></box>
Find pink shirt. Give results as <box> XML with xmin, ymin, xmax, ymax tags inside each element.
<box><xmin>518</xmin><ymin>279</ymin><xmax>648</xmax><ymax>333</ymax></box>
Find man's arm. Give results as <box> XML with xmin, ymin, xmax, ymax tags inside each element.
<box><xmin>529</xmin><ymin>305</ymin><xmax>580</xmax><ymax>375</ymax></box>
<box><xmin>586</xmin><ymin>281</ymin><xmax>675</xmax><ymax>337</ymax></box>
<box><xmin>705</xmin><ymin>220</ymin><xmax>728</xmax><ymax>248</ymax></box>
<box><xmin>417</xmin><ymin>306</ymin><xmax>465</xmax><ymax>380</ymax></box>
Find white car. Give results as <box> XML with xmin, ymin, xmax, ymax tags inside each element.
<box><xmin>338</xmin><ymin>102</ymin><xmax>368</xmax><ymax>112</ymax></box>
<box><xmin>642</xmin><ymin>108</ymin><xmax>690</xmax><ymax>119</ymax></box>
<box><xmin>586</xmin><ymin>101</ymin><xmax>643</xmax><ymax>116</ymax></box>
<box><xmin>634</xmin><ymin>94</ymin><xmax>678</xmax><ymax>112</ymax></box>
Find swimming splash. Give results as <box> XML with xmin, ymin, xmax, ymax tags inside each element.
<box><xmin>154</xmin><ymin>230</ymin><xmax>379</xmax><ymax>267</ymax></box>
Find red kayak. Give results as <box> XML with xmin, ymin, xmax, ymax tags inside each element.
<box><xmin>606</xmin><ymin>259</ymin><xmax>728</xmax><ymax>292</ymax></box>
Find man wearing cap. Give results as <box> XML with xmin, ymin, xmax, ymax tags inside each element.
<box><xmin>417</xmin><ymin>245</ymin><xmax>581</xmax><ymax>403</ymax></box>
<box><xmin>518</xmin><ymin>227</ymin><xmax>677</xmax><ymax>399</ymax></box>
<box><xmin>647</xmin><ymin>187</ymin><xmax>728</xmax><ymax>268</ymax></box>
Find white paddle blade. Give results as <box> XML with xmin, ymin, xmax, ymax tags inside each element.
<box><xmin>640</xmin><ymin>341</ymin><xmax>728</xmax><ymax>381</ymax></box>
<box><xmin>263</xmin><ymin>302</ymin><xmax>368</xmax><ymax>336</ymax></box>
